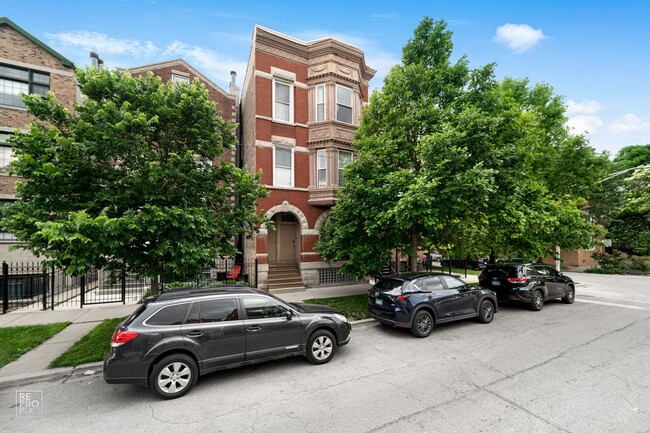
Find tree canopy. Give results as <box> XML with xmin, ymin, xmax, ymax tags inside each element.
<box><xmin>1</xmin><ymin>67</ymin><xmax>266</xmax><ymax>292</ymax></box>
<box><xmin>605</xmin><ymin>145</ymin><xmax>650</xmax><ymax>255</ymax></box>
<box><xmin>317</xmin><ymin>17</ymin><xmax>608</xmax><ymax>278</ymax></box>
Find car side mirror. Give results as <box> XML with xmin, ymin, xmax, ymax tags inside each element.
<box><xmin>285</xmin><ymin>310</ymin><xmax>294</xmax><ymax>320</ymax></box>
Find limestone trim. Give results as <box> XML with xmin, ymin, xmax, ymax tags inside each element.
<box><xmin>314</xmin><ymin>210</ymin><xmax>331</xmax><ymax>232</ymax></box>
<box><xmin>262</xmin><ymin>201</ymin><xmax>309</xmax><ymax>231</ymax></box>
<box><xmin>0</xmin><ymin>58</ymin><xmax>75</xmax><ymax>77</ymax></box>
<box><xmin>255</xmin><ymin>114</ymin><xmax>309</xmax><ymax>129</ymax></box>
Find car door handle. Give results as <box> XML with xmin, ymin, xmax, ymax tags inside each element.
<box><xmin>247</xmin><ymin>325</ymin><xmax>262</xmax><ymax>332</ymax></box>
<box><xmin>186</xmin><ymin>331</ymin><xmax>204</xmax><ymax>337</ymax></box>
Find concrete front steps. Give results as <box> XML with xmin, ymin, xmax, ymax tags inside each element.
<box><xmin>267</xmin><ymin>262</ymin><xmax>305</xmax><ymax>294</ymax></box>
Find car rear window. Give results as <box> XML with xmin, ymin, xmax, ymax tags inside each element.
<box><xmin>482</xmin><ymin>266</ymin><xmax>520</xmax><ymax>278</ymax></box>
<box><xmin>145</xmin><ymin>303</ymin><xmax>190</xmax><ymax>326</ymax></box>
<box><xmin>374</xmin><ymin>279</ymin><xmax>405</xmax><ymax>292</ymax></box>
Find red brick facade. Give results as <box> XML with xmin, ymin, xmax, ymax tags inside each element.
<box><xmin>241</xmin><ymin>26</ymin><xmax>375</xmax><ymax>288</ymax></box>
<box><xmin>1</xmin><ymin>18</ymin><xmax>77</xmax><ymax>261</ymax></box>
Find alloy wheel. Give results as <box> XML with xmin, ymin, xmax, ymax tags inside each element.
<box><xmin>157</xmin><ymin>362</ymin><xmax>192</xmax><ymax>395</ymax></box>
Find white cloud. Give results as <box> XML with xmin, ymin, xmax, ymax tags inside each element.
<box><xmin>163</xmin><ymin>41</ymin><xmax>248</xmax><ymax>86</ymax></box>
<box><xmin>609</xmin><ymin>114</ymin><xmax>650</xmax><ymax>135</ymax></box>
<box><xmin>369</xmin><ymin>13</ymin><xmax>398</xmax><ymax>21</ymax></box>
<box><xmin>566</xmin><ymin>99</ymin><xmax>604</xmax><ymax>115</ymax></box>
<box><xmin>45</xmin><ymin>30</ymin><xmax>159</xmax><ymax>57</ymax></box>
<box><xmin>567</xmin><ymin>115</ymin><xmax>604</xmax><ymax>135</ymax></box>
<box><xmin>493</xmin><ymin>23</ymin><xmax>548</xmax><ymax>53</ymax></box>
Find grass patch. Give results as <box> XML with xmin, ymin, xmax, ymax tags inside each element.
<box><xmin>0</xmin><ymin>322</ymin><xmax>70</xmax><ymax>369</ymax></box>
<box><xmin>49</xmin><ymin>317</ymin><xmax>124</xmax><ymax>368</ymax></box>
<box><xmin>304</xmin><ymin>294</ymin><xmax>370</xmax><ymax>321</ymax></box>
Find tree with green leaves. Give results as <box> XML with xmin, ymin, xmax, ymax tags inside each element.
<box><xmin>1</xmin><ymin>67</ymin><xmax>266</xmax><ymax>294</ymax></box>
<box><xmin>317</xmin><ymin>17</ymin><xmax>606</xmax><ymax>278</ymax></box>
<box><xmin>606</xmin><ymin>145</ymin><xmax>650</xmax><ymax>255</ymax></box>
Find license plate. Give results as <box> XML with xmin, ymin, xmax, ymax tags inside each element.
<box><xmin>492</xmin><ymin>281</ymin><xmax>500</xmax><ymax>286</ymax></box>
<box><xmin>375</xmin><ymin>298</ymin><xmax>383</xmax><ymax>306</ymax></box>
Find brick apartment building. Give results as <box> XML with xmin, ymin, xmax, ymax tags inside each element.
<box><xmin>127</xmin><ymin>58</ymin><xmax>240</xmax><ymax>168</ymax></box>
<box><xmin>1</xmin><ymin>18</ymin><xmax>378</xmax><ymax>288</ymax></box>
<box><xmin>240</xmin><ymin>26</ymin><xmax>375</xmax><ymax>289</ymax></box>
<box><xmin>0</xmin><ymin>17</ymin><xmax>78</xmax><ymax>262</ymax></box>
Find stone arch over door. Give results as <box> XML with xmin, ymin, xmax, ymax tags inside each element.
<box><xmin>313</xmin><ymin>210</ymin><xmax>331</xmax><ymax>234</ymax></box>
<box><xmin>263</xmin><ymin>201</ymin><xmax>308</xmax><ymax>263</ymax></box>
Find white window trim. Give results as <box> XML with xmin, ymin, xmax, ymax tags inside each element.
<box><xmin>273</xmin><ymin>145</ymin><xmax>294</xmax><ymax>187</ymax></box>
<box><xmin>273</xmin><ymin>78</ymin><xmax>294</xmax><ymax>124</ymax></box>
<box><xmin>315</xmin><ymin>84</ymin><xmax>326</xmax><ymax>122</ymax></box>
<box><xmin>338</xmin><ymin>150</ymin><xmax>353</xmax><ymax>186</ymax></box>
<box><xmin>171</xmin><ymin>73</ymin><xmax>190</xmax><ymax>84</ymax></box>
<box><xmin>317</xmin><ymin>149</ymin><xmax>327</xmax><ymax>187</ymax></box>
<box><xmin>336</xmin><ymin>84</ymin><xmax>353</xmax><ymax>124</ymax></box>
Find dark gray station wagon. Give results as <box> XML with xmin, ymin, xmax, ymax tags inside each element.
<box><xmin>103</xmin><ymin>286</ymin><xmax>350</xmax><ymax>399</ymax></box>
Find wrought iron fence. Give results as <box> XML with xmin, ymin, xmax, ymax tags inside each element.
<box><xmin>160</xmin><ymin>258</ymin><xmax>258</xmax><ymax>293</ymax></box>
<box><xmin>1</xmin><ymin>261</ymin><xmax>151</xmax><ymax>314</ymax></box>
<box><xmin>1</xmin><ymin>258</ymin><xmax>258</xmax><ymax>313</ymax></box>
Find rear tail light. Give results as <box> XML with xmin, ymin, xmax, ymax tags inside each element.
<box><xmin>506</xmin><ymin>277</ymin><xmax>528</xmax><ymax>283</ymax></box>
<box><xmin>390</xmin><ymin>294</ymin><xmax>411</xmax><ymax>302</ymax></box>
<box><xmin>111</xmin><ymin>330</ymin><xmax>139</xmax><ymax>347</ymax></box>
<box><xmin>478</xmin><ymin>275</ymin><xmax>486</xmax><ymax>281</ymax></box>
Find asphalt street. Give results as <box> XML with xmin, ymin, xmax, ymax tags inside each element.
<box><xmin>1</xmin><ymin>272</ymin><xmax>649</xmax><ymax>433</ymax></box>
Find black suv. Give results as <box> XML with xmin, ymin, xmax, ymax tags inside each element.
<box><xmin>103</xmin><ymin>286</ymin><xmax>350</xmax><ymax>399</ymax></box>
<box><xmin>368</xmin><ymin>272</ymin><xmax>498</xmax><ymax>338</ymax></box>
<box><xmin>478</xmin><ymin>263</ymin><xmax>575</xmax><ymax>311</ymax></box>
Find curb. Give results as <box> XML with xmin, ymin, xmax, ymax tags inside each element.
<box><xmin>0</xmin><ymin>362</ymin><xmax>103</xmax><ymax>390</ymax></box>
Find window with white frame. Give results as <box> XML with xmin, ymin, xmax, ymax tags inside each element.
<box><xmin>273</xmin><ymin>79</ymin><xmax>292</xmax><ymax>122</ymax></box>
<box><xmin>336</xmin><ymin>85</ymin><xmax>353</xmax><ymax>124</ymax></box>
<box><xmin>274</xmin><ymin>146</ymin><xmax>293</xmax><ymax>187</ymax></box>
<box><xmin>0</xmin><ymin>132</ymin><xmax>13</xmax><ymax>173</ymax></box>
<box><xmin>315</xmin><ymin>84</ymin><xmax>326</xmax><ymax>122</ymax></box>
<box><xmin>316</xmin><ymin>149</ymin><xmax>327</xmax><ymax>187</ymax></box>
<box><xmin>171</xmin><ymin>74</ymin><xmax>190</xmax><ymax>84</ymax></box>
<box><xmin>338</xmin><ymin>150</ymin><xmax>353</xmax><ymax>186</ymax></box>
<box><xmin>0</xmin><ymin>64</ymin><xmax>50</xmax><ymax>108</ymax></box>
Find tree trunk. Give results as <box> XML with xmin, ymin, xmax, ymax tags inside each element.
<box><xmin>150</xmin><ymin>274</ymin><xmax>159</xmax><ymax>296</ymax></box>
<box><xmin>409</xmin><ymin>226</ymin><xmax>418</xmax><ymax>271</ymax></box>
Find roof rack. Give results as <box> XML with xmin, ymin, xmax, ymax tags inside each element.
<box><xmin>156</xmin><ymin>285</ymin><xmax>257</xmax><ymax>301</ymax></box>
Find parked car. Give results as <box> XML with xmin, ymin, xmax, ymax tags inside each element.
<box><xmin>478</xmin><ymin>263</ymin><xmax>575</xmax><ymax>311</ymax></box>
<box><xmin>103</xmin><ymin>286</ymin><xmax>350</xmax><ymax>399</ymax></box>
<box><xmin>440</xmin><ymin>255</ymin><xmax>488</xmax><ymax>270</ymax></box>
<box><xmin>368</xmin><ymin>272</ymin><xmax>498</xmax><ymax>338</ymax></box>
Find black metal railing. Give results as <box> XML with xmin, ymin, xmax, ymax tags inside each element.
<box><xmin>160</xmin><ymin>258</ymin><xmax>258</xmax><ymax>293</ymax></box>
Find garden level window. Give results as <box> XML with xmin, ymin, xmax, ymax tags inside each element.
<box><xmin>338</xmin><ymin>150</ymin><xmax>353</xmax><ymax>186</ymax></box>
<box><xmin>274</xmin><ymin>80</ymin><xmax>292</xmax><ymax>123</ymax></box>
<box><xmin>317</xmin><ymin>149</ymin><xmax>327</xmax><ymax>187</ymax></box>
<box><xmin>336</xmin><ymin>85</ymin><xmax>353</xmax><ymax>124</ymax></box>
<box><xmin>274</xmin><ymin>146</ymin><xmax>293</xmax><ymax>187</ymax></box>
<box><xmin>0</xmin><ymin>64</ymin><xmax>50</xmax><ymax>108</ymax></box>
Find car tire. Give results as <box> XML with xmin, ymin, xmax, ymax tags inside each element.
<box><xmin>562</xmin><ymin>286</ymin><xmax>575</xmax><ymax>304</ymax></box>
<box><xmin>306</xmin><ymin>329</ymin><xmax>336</xmax><ymax>365</ymax></box>
<box><xmin>478</xmin><ymin>300</ymin><xmax>495</xmax><ymax>323</ymax></box>
<box><xmin>529</xmin><ymin>290</ymin><xmax>544</xmax><ymax>311</ymax></box>
<box><xmin>149</xmin><ymin>354</ymin><xmax>198</xmax><ymax>400</ymax></box>
<box><xmin>411</xmin><ymin>310</ymin><xmax>435</xmax><ymax>338</ymax></box>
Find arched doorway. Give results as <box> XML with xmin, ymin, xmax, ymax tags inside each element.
<box><xmin>268</xmin><ymin>212</ymin><xmax>299</xmax><ymax>263</ymax></box>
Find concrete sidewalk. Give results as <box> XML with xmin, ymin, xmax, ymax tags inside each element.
<box><xmin>0</xmin><ymin>274</ymin><xmax>479</xmax><ymax>388</ymax></box>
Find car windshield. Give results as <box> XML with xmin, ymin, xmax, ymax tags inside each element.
<box><xmin>289</xmin><ymin>302</ymin><xmax>305</xmax><ymax>312</ymax></box>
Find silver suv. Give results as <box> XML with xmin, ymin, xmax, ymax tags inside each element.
<box><xmin>103</xmin><ymin>286</ymin><xmax>350</xmax><ymax>399</ymax></box>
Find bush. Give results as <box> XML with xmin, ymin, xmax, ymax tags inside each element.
<box><xmin>628</xmin><ymin>256</ymin><xmax>650</xmax><ymax>272</ymax></box>
<box><xmin>588</xmin><ymin>250</ymin><xmax>627</xmax><ymax>274</ymax></box>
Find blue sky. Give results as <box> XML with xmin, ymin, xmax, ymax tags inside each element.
<box><xmin>3</xmin><ymin>0</ymin><xmax>650</xmax><ymax>156</ymax></box>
